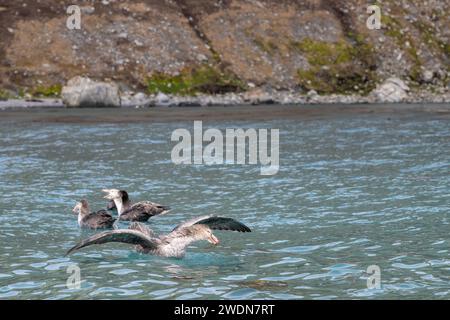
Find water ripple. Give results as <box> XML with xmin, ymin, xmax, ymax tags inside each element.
<box><xmin>0</xmin><ymin>115</ymin><xmax>449</xmax><ymax>299</ymax></box>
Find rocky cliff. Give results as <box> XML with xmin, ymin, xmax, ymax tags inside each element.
<box><xmin>0</xmin><ymin>0</ymin><xmax>448</xmax><ymax>100</ymax></box>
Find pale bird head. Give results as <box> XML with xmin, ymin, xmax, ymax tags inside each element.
<box><xmin>72</xmin><ymin>200</ymin><xmax>89</xmax><ymax>214</ymax></box>
<box><xmin>195</xmin><ymin>225</ymin><xmax>220</xmax><ymax>245</ymax></box>
<box><xmin>102</xmin><ymin>188</ymin><xmax>121</xmax><ymax>200</ymax></box>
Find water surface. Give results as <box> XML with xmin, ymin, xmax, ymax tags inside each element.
<box><xmin>0</xmin><ymin>106</ymin><xmax>449</xmax><ymax>299</ymax></box>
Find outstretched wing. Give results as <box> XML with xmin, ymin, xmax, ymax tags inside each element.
<box><xmin>65</xmin><ymin>229</ymin><xmax>158</xmax><ymax>256</ymax></box>
<box><xmin>195</xmin><ymin>216</ymin><xmax>252</xmax><ymax>232</ymax></box>
<box><xmin>171</xmin><ymin>215</ymin><xmax>213</xmax><ymax>232</ymax></box>
<box><xmin>172</xmin><ymin>215</ymin><xmax>251</xmax><ymax>233</ymax></box>
<box><xmin>129</xmin><ymin>222</ymin><xmax>155</xmax><ymax>238</ymax></box>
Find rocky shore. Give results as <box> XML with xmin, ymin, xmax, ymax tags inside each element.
<box><xmin>2</xmin><ymin>92</ymin><xmax>449</xmax><ymax>110</ymax></box>
<box><xmin>118</xmin><ymin>77</ymin><xmax>450</xmax><ymax>107</ymax></box>
<box><xmin>1</xmin><ymin>75</ymin><xmax>449</xmax><ymax>110</ymax></box>
<box><xmin>0</xmin><ymin>0</ymin><xmax>448</xmax><ymax>108</ymax></box>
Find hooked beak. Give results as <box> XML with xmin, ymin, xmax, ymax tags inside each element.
<box><xmin>102</xmin><ymin>189</ymin><xmax>111</xmax><ymax>198</ymax></box>
<box><xmin>208</xmin><ymin>234</ymin><xmax>220</xmax><ymax>245</ymax></box>
<box><xmin>102</xmin><ymin>189</ymin><xmax>117</xmax><ymax>200</ymax></box>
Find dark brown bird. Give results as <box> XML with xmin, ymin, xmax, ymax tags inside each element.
<box><xmin>72</xmin><ymin>200</ymin><xmax>116</xmax><ymax>230</ymax></box>
<box><xmin>103</xmin><ymin>189</ymin><xmax>170</xmax><ymax>222</ymax></box>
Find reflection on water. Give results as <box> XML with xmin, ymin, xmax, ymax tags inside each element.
<box><xmin>0</xmin><ymin>109</ymin><xmax>449</xmax><ymax>299</ymax></box>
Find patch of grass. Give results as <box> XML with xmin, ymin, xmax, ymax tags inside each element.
<box><xmin>147</xmin><ymin>73</ymin><xmax>191</xmax><ymax>95</ymax></box>
<box><xmin>0</xmin><ymin>89</ymin><xmax>14</xmax><ymax>100</ymax></box>
<box><xmin>146</xmin><ymin>65</ymin><xmax>246</xmax><ymax>95</ymax></box>
<box><xmin>32</xmin><ymin>84</ymin><xmax>62</xmax><ymax>98</ymax></box>
<box><xmin>292</xmin><ymin>38</ymin><xmax>377</xmax><ymax>94</ymax></box>
<box><xmin>17</xmin><ymin>88</ymin><xmax>26</xmax><ymax>98</ymax></box>
<box><xmin>382</xmin><ymin>15</ymin><xmax>404</xmax><ymax>40</ymax></box>
<box><xmin>297</xmin><ymin>66</ymin><xmax>371</xmax><ymax>94</ymax></box>
<box><xmin>291</xmin><ymin>39</ymin><xmax>353</xmax><ymax>65</ymax></box>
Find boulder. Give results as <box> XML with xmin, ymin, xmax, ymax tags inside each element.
<box><xmin>421</xmin><ymin>70</ymin><xmax>434</xmax><ymax>83</ymax></box>
<box><xmin>242</xmin><ymin>88</ymin><xmax>274</xmax><ymax>104</ymax></box>
<box><xmin>371</xmin><ymin>77</ymin><xmax>409</xmax><ymax>103</ymax></box>
<box><xmin>154</xmin><ymin>92</ymin><xmax>172</xmax><ymax>106</ymax></box>
<box><xmin>61</xmin><ymin>76</ymin><xmax>121</xmax><ymax>107</ymax></box>
<box><xmin>120</xmin><ymin>91</ymin><xmax>150</xmax><ymax>107</ymax></box>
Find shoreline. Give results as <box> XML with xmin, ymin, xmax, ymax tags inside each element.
<box><xmin>1</xmin><ymin>86</ymin><xmax>449</xmax><ymax>123</ymax></box>
<box><xmin>1</xmin><ymin>88</ymin><xmax>449</xmax><ymax>111</ymax></box>
<box><xmin>1</xmin><ymin>102</ymin><xmax>449</xmax><ymax>124</ymax></box>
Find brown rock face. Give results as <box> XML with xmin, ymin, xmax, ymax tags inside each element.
<box><xmin>1</xmin><ymin>1</ymin><xmax>211</xmax><ymax>91</ymax></box>
<box><xmin>0</xmin><ymin>0</ymin><xmax>448</xmax><ymax>95</ymax></box>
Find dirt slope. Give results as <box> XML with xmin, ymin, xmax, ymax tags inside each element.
<box><xmin>0</xmin><ymin>0</ymin><xmax>448</xmax><ymax>97</ymax></box>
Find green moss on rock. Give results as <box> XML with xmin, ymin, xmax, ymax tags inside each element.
<box><xmin>292</xmin><ymin>39</ymin><xmax>353</xmax><ymax>65</ymax></box>
<box><xmin>32</xmin><ymin>84</ymin><xmax>62</xmax><ymax>97</ymax></box>
<box><xmin>146</xmin><ymin>65</ymin><xmax>246</xmax><ymax>95</ymax></box>
<box><xmin>0</xmin><ymin>89</ymin><xmax>14</xmax><ymax>100</ymax></box>
<box><xmin>382</xmin><ymin>15</ymin><xmax>404</xmax><ymax>40</ymax></box>
<box><xmin>292</xmin><ymin>38</ymin><xmax>376</xmax><ymax>94</ymax></box>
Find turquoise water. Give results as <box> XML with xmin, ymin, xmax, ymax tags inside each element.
<box><xmin>0</xmin><ymin>108</ymin><xmax>449</xmax><ymax>299</ymax></box>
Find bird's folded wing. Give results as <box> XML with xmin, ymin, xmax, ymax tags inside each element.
<box><xmin>84</xmin><ymin>210</ymin><xmax>114</xmax><ymax>223</ymax></box>
<box><xmin>138</xmin><ymin>201</ymin><xmax>168</xmax><ymax>208</ymax></box>
<box><xmin>125</xmin><ymin>202</ymin><xmax>170</xmax><ymax>217</ymax></box>
<box><xmin>96</xmin><ymin>210</ymin><xmax>113</xmax><ymax>218</ymax></box>
<box><xmin>65</xmin><ymin>229</ymin><xmax>158</xmax><ymax>256</ymax></box>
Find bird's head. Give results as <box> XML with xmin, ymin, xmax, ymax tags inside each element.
<box><xmin>102</xmin><ymin>189</ymin><xmax>122</xmax><ymax>200</ymax></box>
<box><xmin>72</xmin><ymin>199</ymin><xmax>89</xmax><ymax>214</ymax></box>
<box><xmin>195</xmin><ymin>225</ymin><xmax>220</xmax><ymax>245</ymax></box>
